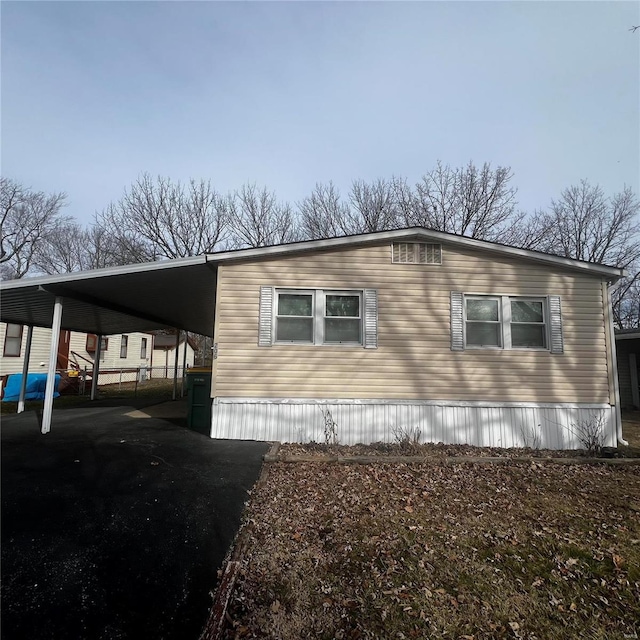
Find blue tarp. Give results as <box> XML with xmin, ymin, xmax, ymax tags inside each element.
<box><xmin>2</xmin><ymin>374</ymin><xmax>61</xmax><ymax>402</ymax></box>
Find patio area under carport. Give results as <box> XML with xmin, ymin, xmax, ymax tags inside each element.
<box><xmin>1</xmin><ymin>400</ymin><xmax>268</xmax><ymax>639</ymax></box>
<box><xmin>0</xmin><ymin>255</ymin><xmax>219</xmax><ymax>433</ymax></box>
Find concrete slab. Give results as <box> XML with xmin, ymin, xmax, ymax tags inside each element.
<box><xmin>1</xmin><ymin>405</ymin><xmax>268</xmax><ymax>640</ymax></box>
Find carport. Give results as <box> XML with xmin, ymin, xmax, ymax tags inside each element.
<box><xmin>0</xmin><ymin>256</ymin><xmax>218</xmax><ymax>433</ymax></box>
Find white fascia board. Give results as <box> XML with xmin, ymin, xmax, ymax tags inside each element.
<box><xmin>615</xmin><ymin>332</ymin><xmax>640</xmax><ymax>341</ymax></box>
<box><xmin>0</xmin><ymin>255</ymin><xmax>209</xmax><ymax>291</ymax></box>
<box><xmin>205</xmin><ymin>227</ymin><xmax>625</xmax><ymax>280</ymax></box>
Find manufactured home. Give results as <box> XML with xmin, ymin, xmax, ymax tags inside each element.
<box><xmin>0</xmin><ymin>228</ymin><xmax>626</xmax><ymax>448</ymax></box>
<box><xmin>0</xmin><ymin>325</ymin><xmax>153</xmax><ymax>384</ymax></box>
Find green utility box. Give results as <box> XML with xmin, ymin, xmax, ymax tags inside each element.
<box><xmin>186</xmin><ymin>368</ymin><xmax>213</xmax><ymax>435</ymax></box>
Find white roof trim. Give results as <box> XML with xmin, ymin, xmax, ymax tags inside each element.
<box><xmin>615</xmin><ymin>332</ymin><xmax>640</xmax><ymax>341</ymax></box>
<box><xmin>0</xmin><ymin>254</ymin><xmax>208</xmax><ymax>290</ymax></box>
<box><xmin>206</xmin><ymin>227</ymin><xmax>625</xmax><ymax>280</ymax></box>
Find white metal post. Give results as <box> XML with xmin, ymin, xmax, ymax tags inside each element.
<box><xmin>42</xmin><ymin>297</ymin><xmax>63</xmax><ymax>434</ymax></box>
<box><xmin>17</xmin><ymin>325</ymin><xmax>34</xmax><ymax>414</ymax></box>
<box><xmin>172</xmin><ymin>329</ymin><xmax>180</xmax><ymax>400</ymax></box>
<box><xmin>90</xmin><ymin>335</ymin><xmax>102</xmax><ymax>400</ymax></box>
<box><xmin>181</xmin><ymin>332</ymin><xmax>188</xmax><ymax>398</ymax></box>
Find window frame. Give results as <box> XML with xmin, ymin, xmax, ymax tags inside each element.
<box><xmin>120</xmin><ymin>335</ymin><xmax>128</xmax><ymax>359</ymax></box>
<box><xmin>273</xmin><ymin>288</ymin><xmax>364</xmax><ymax>347</ymax></box>
<box><xmin>140</xmin><ymin>337</ymin><xmax>147</xmax><ymax>359</ymax></box>
<box><xmin>464</xmin><ymin>296</ymin><xmax>503</xmax><ymax>349</ymax></box>
<box><xmin>323</xmin><ymin>290</ymin><xmax>363</xmax><ymax>345</ymax></box>
<box><xmin>464</xmin><ymin>295</ymin><xmax>550</xmax><ymax>351</ymax></box>
<box><xmin>3</xmin><ymin>323</ymin><xmax>23</xmax><ymax>357</ymax></box>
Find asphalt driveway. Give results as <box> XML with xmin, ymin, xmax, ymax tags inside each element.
<box><xmin>1</xmin><ymin>402</ymin><xmax>269</xmax><ymax>640</ymax></box>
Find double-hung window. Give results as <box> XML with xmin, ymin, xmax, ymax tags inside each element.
<box><xmin>3</xmin><ymin>324</ymin><xmax>23</xmax><ymax>357</ymax></box>
<box><xmin>465</xmin><ymin>297</ymin><xmax>502</xmax><ymax>347</ymax></box>
<box><xmin>276</xmin><ymin>291</ymin><xmax>315</xmax><ymax>343</ymax></box>
<box><xmin>274</xmin><ymin>289</ymin><xmax>363</xmax><ymax>345</ymax></box>
<box><xmin>462</xmin><ymin>295</ymin><xmax>549</xmax><ymax>350</ymax></box>
<box><xmin>324</xmin><ymin>293</ymin><xmax>362</xmax><ymax>344</ymax></box>
<box><xmin>120</xmin><ymin>335</ymin><xmax>128</xmax><ymax>358</ymax></box>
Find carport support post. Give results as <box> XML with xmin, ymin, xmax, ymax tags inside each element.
<box><xmin>42</xmin><ymin>297</ymin><xmax>63</xmax><ymax>434</ymax></box>
<box><xmin>90</xmin><ymin>335</ymin><xmax>103</xmax><ymax>401</ymax></box>
<box><xmin>181</xmin><ymin>332</ymin><xmax>188</xmax><ymax>398</ymax></box>
<box><xmin>172</xmin><ymin>329</ymin><xmax>180</xmax><ymax>401</ymax></box>
<box><xmin>17</xmin><ymin>325</ymin><xmax>34</xmax><ymax>414</ymax></box>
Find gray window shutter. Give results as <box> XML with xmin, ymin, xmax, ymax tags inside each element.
<box><xmin>258</xmin><ymin>286</ymin><xmax>274</xmax><ymax>347</ymax></box>
<box><xmin>549</xmin><ymin>295</ymin><xmax>563</xmax><ymax>354</ymax></box>
<box><xmin>450</xmin><ymin>291</ymin><xmax>464</xmax><ymax>351</ymax></box>
<box><xmin>364</xmin><ymin>288</ymin><xmax>378</xmax><ymax>349</ymax></box>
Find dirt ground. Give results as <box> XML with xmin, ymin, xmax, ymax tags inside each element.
<box><xmin>219</xmin><ymin>421</ymin><xmax>640</xmax><ymax>640</ymax></box>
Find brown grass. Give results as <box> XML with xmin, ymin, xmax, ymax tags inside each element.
<box><xmin>222</xmin><ymin>460</ymin><xmax>640</xmax><ymax>640</ymax></box>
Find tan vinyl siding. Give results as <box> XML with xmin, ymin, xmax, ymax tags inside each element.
<box><xmin>214</xmin><ymin>242</ymin><xmax>611</xmax><ymax>403</ymax></box>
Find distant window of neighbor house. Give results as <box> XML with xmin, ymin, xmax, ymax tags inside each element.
<box><xmin>141</xmin><ymin>338</ymin><xmax>147</xmax><ymax>359</ymax></box>
<box><xmin>87</xmin><ymin>335</ymin><xmax>109</xmax><ymax>352</ymax></box>
<box><xmin>120</xmin><ymin>335</ymin><xmax>128</xmax><ymax>358</ymax></box>
<box><xmin>392</xmin><ymin>242</ymin><xmax>441</xmax><ymax>265</ymax></box>
<box><xmin>3</xmin><ymin>323</ymin><xmax>23</xmax><ymax>357</ymax></box>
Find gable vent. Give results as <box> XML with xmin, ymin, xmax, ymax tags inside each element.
<box><xmin>392</xmin><ymin>242</ymin><xmax>441</xmax><ymax>265</ymax></box>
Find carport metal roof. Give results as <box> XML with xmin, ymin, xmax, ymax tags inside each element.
<box><xmin>0</xmin><ymin>256</ymin><xmax>218</xmax><ymax>336</ymax></box>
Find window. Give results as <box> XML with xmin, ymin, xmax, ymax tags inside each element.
<box><xmin>324</xmin><ymin>293</ymin><xmax>362</xmax><ymax>343</ymax></box>
<box><xmin>86</xmin><ymin>335</ymin><xmax>108</xmax><ymax>352</ymax></box>
<box><xmin>465</xmin><ymin>297</ymin><xmax>502</xmax><ymax>347</ymax></box>
<box><xmin>463</xmin><ymin>295</ymin><xmax>548</xmax><ymax>350</ymax></box>
<box><xmin>510</xmin><ymin>300</ymin><xmax>546</xmax><ymax>348</ymax></box>
<box><xmin>140</xmin><ymin>338</ymin><xmax>148</xmax><ymax>359</ymax></box>
<box><xmin>3</xmin><ymin>324</ymin><xmax>23</xmax><ymax>357</ymax></box>
<box><xmin>276</xmin><ymin>292</ymin><xmax>314</xmax><ymax>342</ymax></box>
<box><xmin>120</xmin><ymin>335</ymin><xmax>128</xmax><ymax>358</ymax></box>
<box><xmin>274</xmin><ymin>289</ymin><xmax>363</xmax><ymax>345</ymax></box>
<box><xmin>392</xmin><ymin>242</ymin><xmax>441</xmax><ymax>265</ymax></box>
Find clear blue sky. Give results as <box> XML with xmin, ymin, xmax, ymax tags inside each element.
<box><xmin>2</xmin><ymin>1</ymin><xmax>639</xmax><ymax>225</ymax></box>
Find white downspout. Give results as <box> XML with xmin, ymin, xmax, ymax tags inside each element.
<box><xmin>42</xmin><ymin>297</ymin><xmax>63</xmax><ymax>434</ymax></box>
<box><xmin>17</xmin><ymin>325</ymin><xmax>34</xmax><ymax>414</ymax></box>
<box><xmin>607</xmin><ymin>285</ymin><xmax>627</xmax><ymax>446</ymax></box>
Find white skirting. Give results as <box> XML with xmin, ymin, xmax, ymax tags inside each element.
<box><xmin>209</xmin><ymin>398</ymin><xmax>617</xmax><ymax>450</ymax></box>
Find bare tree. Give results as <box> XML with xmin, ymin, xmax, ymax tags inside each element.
<box><xmin>530</xmin><ymin>181</ymin><xmax>640</xmax><ymax>327</ymax></box>
<box><xmin>228</xmin><ymin>183</ymin><xmax>296</xmax><ymax>248</ymax></box>
<box><xmin>33</xmin><ymin>222</ymin><xmax>144</xmax><ymax>274</ymax></box>
<box><xmin>298</xmin><ymin>182</ymin><xmax>352</xmax><ymax>239</ymax></box>
<box><xmin>346</xmin><ymin>178</ymin><xmax>401</xmax><ymax>234</ymax></box>
<box><xmin>96</xmin><ymin>174</ymin><xmax>228</xmax><ymax>261</ymax></box>
<box><xmin>403</xmin><ymin>161</ymin><xmax>521</xmax><ymax>242</ymax></box>
<box><xmin>0</xmin><ymin>178</ymin><xmax>68</xmax><ymax>279</ymax></box>
<box><xmin>534</xmin><ymin>181</ymin><xmax>639</xmax><ymax>267</ymax></box>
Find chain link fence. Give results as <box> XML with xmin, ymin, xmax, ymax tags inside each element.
<box><xmin>67</xmin><ymin>366</ymin><xmax>194</xmax><ymax>399</ymax></box>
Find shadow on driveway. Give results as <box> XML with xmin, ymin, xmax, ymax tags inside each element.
<box><xmin>1</xmin><ymin>403</ymin><xmax>268</xmax><ymax>640</ymax></box>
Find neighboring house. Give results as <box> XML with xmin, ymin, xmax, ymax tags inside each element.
<box><xmin>208</xmin><ymin>229</ymin><xmax>623</xmax><ymax>449</ymax></box>
<box><xmin>615</xmin><ymin>329</ymin><xmax>640</xmax><ymax>409</ymax></box>
<box><xmin>151</xmin><ymin>333</ymin><xmax>196</xmax><ymax>377</ymax></box>
<box><xmin>0</xmin><ymin>325</ymin><xmax>153</xmax><ymax>384</ymax></box>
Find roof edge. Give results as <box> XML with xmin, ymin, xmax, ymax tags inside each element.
<box><xmin>206</xmin><ymin>228</ymin><xmax>625</xmax><ymax>280</ymax></box>
<box><xmin>0</xmin><ymin>255</ymin><xmax>209</xmax><ymax>290</ymax></box>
